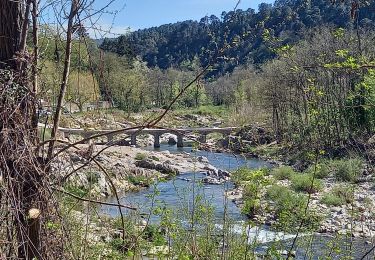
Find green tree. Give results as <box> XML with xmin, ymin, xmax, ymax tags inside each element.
<box><xmin>66</xmin><ymin>71</ymin><xmax>100</xmax><ymax>112</ymax></box>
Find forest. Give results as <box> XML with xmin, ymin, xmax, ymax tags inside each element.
<box><xmin>1</xmin><ymin>0</ymin><xmax>375</xmax><ymax>259</ymax></box>
<box><xmin>101</xmin><ymin>0</ymin><xmax>375</xmax><ymax>74</ymax></box>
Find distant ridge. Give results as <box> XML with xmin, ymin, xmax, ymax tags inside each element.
<box><xmin>100</xmin><ymin>0</ymin><xmax>375</xmax><ymax>77</ymax></box>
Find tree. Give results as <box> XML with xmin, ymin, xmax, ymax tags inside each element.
<box><xmin>108</xmin><ymin>66</ymin><xmax>148</xmax><ymax>114</ymax></box>
<box><xmin>66</xmin><ymin>71</ymin><xmax>100</xmax><ymax>112</ymax></box>
<box><xmin>0</xmin><ymin>0</ymin><xmax>48</xmax><ymax>259</ymax></box>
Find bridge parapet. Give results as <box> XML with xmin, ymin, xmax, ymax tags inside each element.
<box><xmin>54</xmin><ymin>126</ymin><xmax>238</xmax><ymax>147</ymax></box>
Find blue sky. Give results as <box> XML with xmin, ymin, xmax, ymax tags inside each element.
<box><xmin>90</xmin><ymin>0</ymin><xmax>274</xmax><ymax>37</ymax></box>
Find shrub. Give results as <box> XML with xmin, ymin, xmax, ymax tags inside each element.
<box><xmin>150</xmin><ymin>155</ymin><xmax>160</xmax><ymax>161</ymax></box>
<box><xmin>305</xmin><ymin>162</ymin><xmax>330</xmax><ymax>179</ymax></box>
<box><xmin>135</xmin><ymin>152</ymin><xmax>148</xmax><ymax>161</ymax></box>
<box><xmin>266</xmin><ymin>185</ymin><xmax>291</xmax><ymax>201</ymax></box>
<box><xmin>231</xmin><ymin>167</ymin><xmax>269</xmax><ymax>184</ymax></box>
<box><xmin>142</xmin><ymin>225</ymin><xmax>166</xmax><ymax>246</ymax></box>
<box><xmin>272</xmin><ymin>166</ymin><xmax>295</xmax><ymax>180</ymax></box>
<box><xmin>236</xmin><ymin>168</ymin><xmax>270</xmax><ymax>217</ymax></box>
<box><xmin>321</xmin><ymin>194</ymin><xmax>345</xmax><ymax>207</ymax></box>
<box><xmin>127</xmin><ymin>175</ymin><xmax>153</xmax><ymax>187</ymax></box>
<box><xmin>291</xmin><ymin>173</ymin><xmax>323</xmax><ymax>194</ymax></box>
<box><xmin>87</xmin><ymin>172</ymin><xmax>100</xmax><ymax>184</ymax></box>
<box><xmin>321</xmin><ymin>185</ymin><xmax>354</xmax><ymax>206</ymax></box>
<box><xmin>331</xmin><ymin>158</ymin><xmax>363</xmax><ymax>182</ymax></box>
<box><xmin>64</xmin><ymin>185</ymin><xmax>88</xmax><ymax>197</ymax></box>
<box><xmin>266</xmin><ymin>185</ymin><xmax>322</xmax><ymax>232</ymax></box>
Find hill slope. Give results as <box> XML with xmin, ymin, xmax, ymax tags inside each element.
<box><xmin>100</xmin><ymin>0</ymin><xmax>375</xmax><ymax>76</ymax></box>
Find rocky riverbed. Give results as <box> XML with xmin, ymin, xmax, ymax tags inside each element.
<box><xmin>227</xmin><ymin>170</ymin><xmax>375</xmax><ymax>239</ymax></box>
<box><xmin>53</xmin><ymin>139</ymin><xmax>375</xmax><ymax>240</ymax></box>
<box><xmin>52</xmin><ymin>143</ymin><xmax>217</xmax><ymax>197</ymax></box>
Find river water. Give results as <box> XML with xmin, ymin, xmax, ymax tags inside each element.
<box><xmin>102</xmin><ymin>144</ymin><xmax>271</xmax><ymax>222</ymax></box>
<box><xmin>102</xmin><ymin>144</ymin><xmax>374</xmax><ymax>259</ymax></box>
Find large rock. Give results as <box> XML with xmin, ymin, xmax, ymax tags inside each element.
<box><xmin>219</xmin><ymin>125</ymin><xmax>274</xmax><ymax>152</ymax></box>
<box><xmin>135</xmin><ymin>159</ymin><xmax>179</xmax><ymax>175</ymax></box>
<box><xmin>197</xmin><ymin>156</ymin><xmax>209</xmax><ymax>163</ymax></box>
<box><xmin>202</xmin><ymin>177</ymin><xmax>224</xmax><ymax>185</ymax></box>
<box><xmin>203</xmin><ymin>165</ymin><xmax>219</xmax><ymax>176</ymax></box>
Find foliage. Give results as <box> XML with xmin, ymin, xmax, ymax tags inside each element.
<box><xmin>321</xmin><ymin>184</ymin><xmax>355</xmax><ymax>206</ymax></box>
<box><xmin>331</xmin><ymin>158</ymin><xmax>363</xmax><ymax>182</ymax></box>
<box><xmin>66</xmin><ymin>71</ymin><xmax>100</xmax><ymax>112</ymax></box>
<box><xmin>305</xmin><ymin>162</ymin><xmax>331</xmax><ymax>179</ymax></box>
<box><xmin>142</xmin><ymin>225</ymin><xmax>166</xmax><ymax>246</ymax></box>
<box><xmin>290</xmin><ymin>173</ymin><xmax>323</xmax><ymax>194</ymax></box>
<box><xmin>260</xmin><ymin>27</ymin><xmax>375</xmax><ymax>150</ymax></box>
<box><xmin>100</xmin><ymin>0</ymin><xmax>375</xmax><ymax>77</ymax></box>
<box><xmin>232</xmin><ymin>168</ymin><xmax>270</xmax><ymax>217</ymax></box>
<box><xmin>272</xmin><ymin>166</ymin><xmax>295</xmax><ymax>180</ymax></box>
<box><xmin>345</xmin><ymin>69</ymin><xmax>375</xmax><ymax>132</ymax></box>
<box><xmin>266</xmin><ymin>185</ymin><xmax>322</xmax><ymax>232</ymax></box>
<box><xmin>107</xmin><ymin>62</ymin><xmax>149</xmax><ymax>113</ymax></box>
<box><xmin>231</xmin><ymin>167</ymin><xmax>269</xmax><ymax>184</ymax></box>
<box><xmin>135</xmin><ymin>152</ymin><xmax>148</xmax><ymax>161</ymax></box>
<box><xmin>127</xmin><ymin>175</ymin><xmax>153</xmax><ymax>187</ymax></box>
<box><xmin>64</xmin><ymin>185</ymin><xmax>88</xmax><ymax>197</ymax></box>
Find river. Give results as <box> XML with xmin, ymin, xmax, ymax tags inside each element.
<box><xmin>102</xmin><ymin>144</ymin><xmax>374</xmax><ymax>259</ymax></box>
<box><xmin>102</xmin><ymin>144</ymin><xmax>271</xmax><ymax>222</ymax></box>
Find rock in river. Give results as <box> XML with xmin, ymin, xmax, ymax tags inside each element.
<box><xmin>135</xmin><ymin>159</ymin><xmax>179</xmax><ymax>175</ymax></box>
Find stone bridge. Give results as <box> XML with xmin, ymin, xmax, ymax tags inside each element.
<box><xmin>56</xmin><ymin>126</ymin><xmax>238</xmax><ymax>148</ymax></box>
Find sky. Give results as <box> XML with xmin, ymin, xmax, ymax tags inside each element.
<box><xmin>90</xmin><ymin>0</ymin><xmax>274</xmax><ymax>38</ymax></box>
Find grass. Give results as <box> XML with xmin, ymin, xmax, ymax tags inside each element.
<box><xmin>266</xmin><ymin>185</ymin><xmax>322</xmax><ymax>232</ymax></box>
<box><xmin>305</xmin><ymin>162</ymin><xmax>330</xmax><ymax>179</ymax></box>
<box><xmin>127</xmin><ymin>175</ymin><xmax>153</xmax><ymax>187</ymax></box>
<box><xmin>135</xmin><ymin>153</ymin><xmax>148</xmax><ymax>161</ymax></box>
<box><xmin>272</xmin><ymin>166</ymin><xmax>295</xmax><ymax>180</ymax></box>
<box><xmin>290</xmin><ymin>173</ymin><xmax>323</xmax><ymax>194</ymax></box>
<box><xmin>330</xmin><ymin>158</ymin><xmax>363</xmax><ymax>182</ymax></box>
<box><xmin>173</xmin><ymin>105</ymin><xmax>229</xmax><ymax>118</ymax></box>
<box><xmin>321</xmin><ymin>185</ymin><xmax>354</xmax><ymax>206</ymax></box>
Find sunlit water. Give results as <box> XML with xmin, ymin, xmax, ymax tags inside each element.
<box><xmin>102</xmin><ymin>144</ymin><xmax>374</xmax><ymax>259</ymax></box>
<box><xmin>102</xmin><ymin>144</ymin><xmax>271</xmax><ymax>222</ymax></box>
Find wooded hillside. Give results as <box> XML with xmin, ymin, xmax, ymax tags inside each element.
<box><xmin>100</xmin><ymin>0</ymin><xmax>375</xmax><ymax>76</ymax></box>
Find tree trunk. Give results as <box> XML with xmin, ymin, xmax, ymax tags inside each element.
<box><xmin>0</xmin><ymin>0</ymin><xmax>22</xmax><ymax>69</ymax></box>
<box><xmin>47</xmin><ymin>0</ymin><xmax>79</xmax><ymax>160</ymax></box>
<box><xmin>0</xmin><ymin>1</ymin><xmax>44</xmax><ymax>259</ymax></box>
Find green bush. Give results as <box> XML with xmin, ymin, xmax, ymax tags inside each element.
<box><xmin>331</xmin><ymin>158</ymin><xmax>363</xmax><ymax>182</ymax></box>
<box><xmin>235</xmin><ymin>168</ymin><xmax>270</xmax><ymax>217</ymax></box>
<box><xmin>266</xmin><ymin>185</ymin><xmax>291</xmax><ymax>201</ymax></box>
<box><xmin>321</xmin><ymin>194</ymin><xmax>344</xmax><ymax>207</ymax></box>
<box><xmin>272</xmin><ymin>166</ymin><xmax>295</xmax><ymax>180</ymax></box>
<box><xmin>321</xmin><ymin>185</ymin><xmax>354</xmax><ymax>206</ymax></box>
<box><xmin>305</xmin><ymin>162</ymin><xmax>330</xmax><ymax>179</ymax></box>
<box><xmin>135</xmin><ymin>153</ymin><xmax>148</xmax><ymax>161</ymax></box>
<box><xmin>231</xmin><ymin>167</ymin><xmax>269</xmax><ymax>184</ymax></box>
<box><xmin>87</xmin><ymin>172</ymin><xmax>100</xmax><ymax>184</ymax></box>
<box><xmin>291</xmin><ymin>174</ymin><xmax>323</xmax><ymax>194</ymax></box>
<box><xmin>150</xmin><ymin>155</ymin><xmax>160</xmax><ymax>161</ymax></box>
<box><xmin>266</xmin><ymin>185</ymin><xmax>322</xmax><ymax>232</ymax></box>
<box><xmin>142</xmin><ymin>225</ymin><xmax>166</xmax><ymax>246</ymax></box>
<box><xmin>64</xmin><ymin>185</ymin><xmax>88</xmax><ymax>197</ymax></box>
<box><xmin>127</xmin><ymin>175</ymin><xmax>153</xmax><ymax>187</ymax></box>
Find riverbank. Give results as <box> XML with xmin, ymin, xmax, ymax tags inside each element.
<box><xmin>54</xmin><ymin>111</ymin><xmax>375</xmax><ymax>241</ymax></box>
<box><xmin>226</xmin><ymin>163</ymin><xmax>375</xmax><ymax>239</ymax></box>
<box><xmin>53</xmin><ymin>143</ymin><xmax>215</xmax><ymax>197</ymax></box>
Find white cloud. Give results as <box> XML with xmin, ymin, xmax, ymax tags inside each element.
<box><xmin>87</xmin><ymin>23</ymin><xmax>134</xmax><ymax>39</ymax></box>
